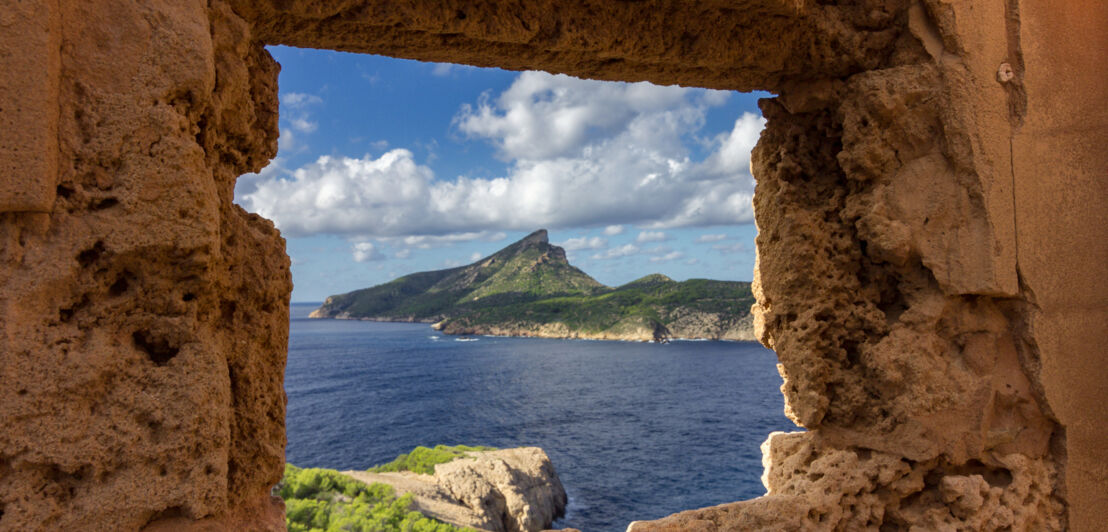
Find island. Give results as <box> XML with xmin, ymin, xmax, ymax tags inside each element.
<box><xmin>310</xmin><ymin>229</ymin><xmax>756</xmax><ymax>342</ymax></box>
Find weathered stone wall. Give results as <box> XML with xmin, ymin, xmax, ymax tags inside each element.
<box><xmin>0</xmin><ymin>0</ymin><xmax>1103</xmax><ymax>530</ymax></box>
<box><xmin>1</xmin><ymin>1</ymin><xmax>288</xmax><ymax>529</ymax></box>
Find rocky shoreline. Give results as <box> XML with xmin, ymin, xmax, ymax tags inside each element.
<box><xmin>433</xmin><ymin>312</ymin><xmax>756</xmax><ymax>343</ymax></box>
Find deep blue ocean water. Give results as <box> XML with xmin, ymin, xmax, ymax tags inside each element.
<box><xmin>285</xmin><ymin>303</ymin><xmax>796</xmax><ymax>531</ymax></box>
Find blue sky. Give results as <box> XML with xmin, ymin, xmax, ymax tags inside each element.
<box><xmin>235</xmin><ymin>46</ymin><xmax>768</xmax><ymax>302</ymax></box>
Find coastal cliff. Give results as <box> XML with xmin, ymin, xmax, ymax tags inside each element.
<box><xmin>312</xmin><ymin>230</ymin><xmax>756</xmax><ymax>342</ymax></box>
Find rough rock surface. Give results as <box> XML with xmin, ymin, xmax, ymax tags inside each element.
<box><xmin>1</xmin><ymin>0</ymin><xmax>1104</xmax><ymax>530</ymax></box>
<box><xmin>343</xmin><ymin>448</ymin><xmax>567</xmax><ymax>532</ymax></box>
<box><xmin>1</xmin><ymin>1</ymin><xmax>288</xmax><ymax>530</ymax></box>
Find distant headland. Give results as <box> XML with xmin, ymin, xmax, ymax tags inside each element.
<box><xmin>310</xmin><ymin>230</ymin><xmax>756</xmax><ymax>342</ymax></box>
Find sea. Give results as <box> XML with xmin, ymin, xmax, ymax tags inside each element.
<box><xmin>285</xmin><ymin>303</ymin><xmax>797</xmax><ymax>531</ymax></box>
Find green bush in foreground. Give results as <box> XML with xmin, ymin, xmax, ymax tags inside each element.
<box><xmin>368</xmin><ymin>445</ymin><xmax>497</xmax><ymax>475</ymax></box>
<box><xmin>278</xmin><ymin>464</ymin><xmax>469</xmax><ymax>532</ymax></box>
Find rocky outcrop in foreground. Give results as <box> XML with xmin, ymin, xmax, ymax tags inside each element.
<box><xmin>344</xmin><ymin>448</ymin><xmax>567</xmax><ymax>532</ymax></box>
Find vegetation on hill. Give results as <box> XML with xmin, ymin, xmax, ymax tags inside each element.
<box><xmin>311</xmin><ymin>229</ymin><xmax>603</xmax><ymax>321</ymax></box>
<box><xmin>311</xmin><ymin>229</ymin><xmax>756</xmax><ymax>340</ymax></box>
<box><xmin>278</xmin><ymin>464</ymin><xmax>468</xmax><ymax>532</ymax></box>
<box><xmin>368</xmin><ymin>444</ymin><xmax>498</xmax><ymax>475</ymax></box>
<box><xmin>444</xmin><ymin>277</ymin><xmax>755</xmax><ymax>335</ymax></box>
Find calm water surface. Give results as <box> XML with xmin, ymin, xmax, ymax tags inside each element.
<box><xmin>285</xmin><ymin>303</ymin><xmax>796</xmax><ymax>531</ymax></box>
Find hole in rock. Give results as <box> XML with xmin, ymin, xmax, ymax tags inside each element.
<box><xmin>237</xmin><ymin>48</ymin><xmax>793</xmax><ymax>532</ymax></box>
<box><xmin>959</xmin><ymin>459</ymin><xmax>1014</xmax><ymax>488</ymax></box>
<box><xmin>132</xmin><ymin>330</ymin><xmax>179</xmax><ymax>366</ymax></box>
<box><xmin>56</xmin><ymin>184</ymin><xmax>74</xmax><ymax>198</ymax></box>
<box><xmin>182</xmin><ymin>292</ymin><xmax>196</xmax><ymax>302</ymax></box>
<box><xmin>89</xmin><ymin>197</ymin><xmax>119</xmax><ymax>210</ymax></box>
<box><xmin>144</xmin><ymin>506</ymin><xmax>186</xmax><ymax>526</ymax></box>
<box><xmin>220</xmin><ymin>300</ymin><xmax>236</xmax><ymax>322</ymax></box>
<box><xmin>77</xmin><ymin>241</ymin><xmax>106</xmax><ymax>267</ymax></box>
<box><xmin>109</xmin><ymin>273</ymin><xmax>131</xmax><ymax>296</ymax></box>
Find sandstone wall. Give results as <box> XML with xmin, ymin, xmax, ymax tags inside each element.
<box><xmin>1</xmin><ymin>1</ymin><xmax>288</xmax><ymax>529</ymax></box>
<box><xmin>0</xmin><ymin>0</ymin><xmax>1103</xmax><ymax>530</ymax></box>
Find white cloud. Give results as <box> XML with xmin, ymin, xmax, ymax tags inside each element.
<box><xmin>559</xmin><ymin>236</ymin><xmax>608</xmax><ymax>251</ymax></box>
<box><xmin>636</xmin><ymin>231</ymin><xmax>668</xmax><ymax>243</ymax></box>
<box><xmin>239</xmin><ymin>72</ymin><xmax>764</xmax><ymax>240</ymax></box>
<box><xmin>281</xmin><ymin>92</ymin><xmax>323</xmax><ymax>139</ymax></box>
<box><xmin>698</xmin><ymin>112</ymin><xmax>765</xmax><ymax>177</ymax></box>
<box><xmin>684</xmin><ymin>258</ymin><xmax>700</xmax><ymax>265</ymax></box>
<box><xmin>290</xmin><ymin>117</ymin><xmax>318</xmax><ymax>133</ymax></box>
<box><xmin>696</xmin><ymin>233</ymin><xmax>728</xmax><ymax>243</ymax></box>
<box><xmin>650</xmin><ymin>251</ymin><xmax>684</xmax><ymax>262</ymax></box>
<box><xmin>392</xmin><ymin>231</ymin><xmax>507</xmax><ymax>249</ymax></box>
<box><xmin>713</xmin><ymin>241</ymin><xmax>751</xmax><ymax>254</ymax></box>
<box><xmin>278</xmin><ymin>128</ymin><xmax>299</xmax><ymax>153</ymax></box>
<box><xmin>470</xmin><ymin>251</ymin><xmax>484</xmax><ymax>262</ymax></box>
<box><xmin>281</xmin><ymin>93</ymin><xmax>323</xmax><ymax>107</ymax></box>
<box><xmin>592</xmin><ymin>244</ymin><xmax>639</xmax><ymax>260</ymax></box>
<box><xmin>395</xmin><ymin>249</ymin><xmax>412</xmax><ymax>259</ymax></box>
<box><xmin>432</xmin><ymin>63</ymin><xmax>454</xmax><ymax>76</ymax></box>
<box><xmin>351</xmin><ymin>242</ymin><xmax>383</xmax><ymax>262</ymax></box>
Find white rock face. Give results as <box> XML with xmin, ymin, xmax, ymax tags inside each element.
<box><xmin>344</xmin><ymin>447</ymin><xmax>567</xmax><ymax>532</ymax></box>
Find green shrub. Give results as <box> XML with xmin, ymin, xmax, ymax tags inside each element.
<box><xmin>278</xmin><ymin>464</ymin><xmax>472</xmax><ymax>532</ymax></box>
<box><xmin>368</xmin><ymin>444</ymin><xmax>497</xmax><ymax>475</ymax></box>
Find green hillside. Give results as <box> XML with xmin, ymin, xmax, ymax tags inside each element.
<box><xmin>311</xmin><ymin>230</ymin><xmax>756</xmax><ymax>341</ymax></box>
<box><xmin>310</xmin><ymin>229</ymin><xmax>603</xmax><ymax>321</ymax></box>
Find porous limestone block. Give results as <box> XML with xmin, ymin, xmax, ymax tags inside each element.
<box><xmin>0</xmin><ymin>0</ymin><xmax>59</xmax><ymax>212</ymax></box>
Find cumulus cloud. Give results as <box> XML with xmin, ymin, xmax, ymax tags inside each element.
<box><xmin>592</xmin><ymin>244</ymin><xmax>640</xmax><ymax>260</ymax></box>
<box><xmin>238</xmin><ymin>72</ymin><xmax>764</xmax><ymax>241</ymax></box>
<box><xmin>280</xmin><ymin>92</ymin><xmax>323</xmax><ymax>138</ymax></box>
<box><xmin>389</xmin><ymin>231</ymin><xmax>507</xmax><ymax>249</ymax></box>
<box><xmin>650</xmin><ymin>251</ymin><xmax>684</xmax><ymax>262</ymax></box>
<box><xmin>351</xmin><ymin>242</ymin><xmax>383</xmax><ymax>262</ymax></box>
<box><xmin>559</xmin><ymin>236</ymin><xmax>608</xmax><ymax>251</ymax></box>
<box><xmin>290</xmin><ymin>117</ymin><xmax>318</xmax><ymax>133</ymax></box>
<box><xmin>696</xmin><ymin>233</ymin><xmax>728</xmax><ymax>243</ymax></box>
<box><xmin>713</xmin><ymin>241</ymin><xmax>751</xmax><ymax>254</ymax></box>
<box><xmin>636</xmin><ymin>231</ymin><xmax>668</xmax><ymax>243</ymax></box>
<box><xmin>603</xmin><ymin>225</ymin><xmax>625</xmax><ymax>236</ymax></box>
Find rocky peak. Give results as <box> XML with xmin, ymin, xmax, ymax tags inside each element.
<box><xmin>522</xmin><ymin>229</ymin><xmax>549</xmax><ymax>245</ymax></box>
